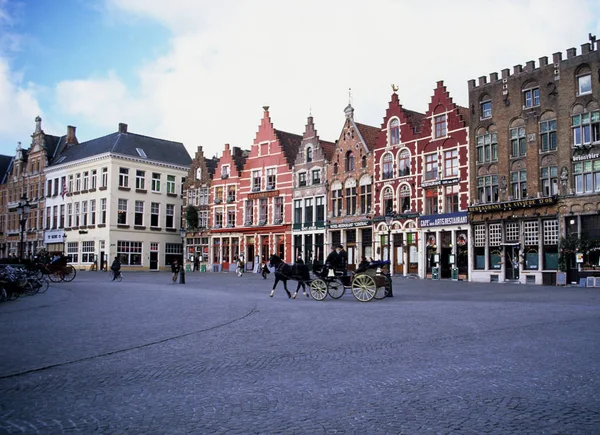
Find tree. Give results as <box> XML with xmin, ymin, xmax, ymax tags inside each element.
<box><xmin>185</xmin><ymin>205</ymin><xmax>199</xmax><ymax>229</ymax></box>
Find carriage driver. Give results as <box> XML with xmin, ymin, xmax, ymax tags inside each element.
<box><xmin>335</xmin><ymin>245</ymin><xmax>348</xmax><ymax>275</ymax></box>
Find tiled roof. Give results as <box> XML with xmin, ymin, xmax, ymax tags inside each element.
<box><xmin>275</xmin><ymin>130</ymin><xmax>303</xmax><ymax>167</ymax></box>
<box><xmin>404</xmin><ymin>110</ymin><xmax>426</xmax><ymax>134</ymax></box>
<box><xmin>45</xmin><ymin>135</ymin><xmax>64</xmax><ymax>162</ymax></box>
<box><xmin>232</xmin><ymin>147</ymin><xmax>249</xmax><ymax>173</ymax></box>
<box><xmin>355</xmin><ymin>123</ymin><xmax>380</xmax><ymax>151</ymax></box>
<box><xmin>50</xmin><ymin>130</ymin><xmax>192</xmax><ymax>167</ymax></box>
<box><xmin>320</xmin><ymin>140</ymin><xmax>336</xmax><ymax>161</ymax></box>
<box><xmin>0</xmin><ymin>155</ymin><xmax>13</xmax><ymax>185</ymax></box>
<box><xmin>205</xmin><ymin>156</ymin><xmax>219</xmax><ymax>177</ymax></box>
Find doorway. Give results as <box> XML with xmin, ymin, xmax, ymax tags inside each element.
<box><xmin>149</xmin><ymin>252</ymin><xmax>158</xmax><ymax>270</ymax></box>
<box><xmin>505</xmin><ymin>245</ymin><xmax>520</xmax><ymax>280</ymax></box>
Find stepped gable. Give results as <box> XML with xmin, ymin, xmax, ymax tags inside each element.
<box><xmin>274</xmin><ymin>129</ymin><xmax>303</xmax><ymax>168</ymax></box>
<box><xmin>231</xmin><ymin>146</ymin><xmax>249</xmax><ymax>173</ymax></box>
<box><xmin>298</xmin><ymin>114</ymin><xmax>335</xmax><ymax>162</ymax></box>
<box><xmin>377</xmin><ymin>91</ymin><xmax>426</xmax><ymax>146</ymax></box>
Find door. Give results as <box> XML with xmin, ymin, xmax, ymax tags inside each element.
<box><xmin>505</xmin><ymin>246</ymin><xmax>520</xmax><ymax>280</ymax></box>
<box><xmin>100</xmin><ymin>251</ymin><xmax>105</xmax><ymax>271</ymax></box>
<box><xmin>149</xmin><ymin>252</ymin><xmax>158</xmax><ymax>270</ymax></box>
<box><xmin>247</xmin><ymin>245</ymin><xmax>255</xmax><ymax>271</ymax></box>
<box><xmin>441</xmin><ymin>247</ymin><xmax>452</xmax><ymax>278</ymax></box>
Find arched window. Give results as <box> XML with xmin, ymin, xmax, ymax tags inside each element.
<box><xmin>399</xmin><ymin>185</ymin><xmax>411</xmax><ymax>212</ymax></box>
<box><xmin>346</xmin><ymin>151</ymin><xmax>355</xmax><ymax>171</ymax></box>
<box><xmin>306</xmin><ymin>147</ymin><xmax>313</xmax><ymax>163</ymax></box>
<box><xmin>398</xmin><ymin>150</ymin><xmax>410</xmax><ymax>177</ymax></box>
<box><xmin>390</xmin><ymin>119</ymin><xmax>400</xmax><ymax>145</ymax></box>
<box><xmin>382</xmin><ymin>153</ymin><xmax>393</xmax><ymax>179</ymax></box>
<box><xmin>576</xmin><ymin>65</ymin><xmax>592</xmax><ymax>96</ymax></box>
<box><xmin>383</xmin><ymin>187</ymin><xmax>394</xmax><ymax>214</ymax></box>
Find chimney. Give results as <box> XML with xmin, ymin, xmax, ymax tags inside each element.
<box><xmin>66</xmin><ymin>125</ymin><xmax>77</xmax><ymax>145</ymax></box>
<box><xmin>118</xmin><ymin>123</ymin><xmax>128</xmax><ymax>133</ymax></box>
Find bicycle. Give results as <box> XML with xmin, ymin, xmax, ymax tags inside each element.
<box><xmin>109</xmin><ymin>270</ymin><xmax>123</xmax><ymax>282</ymax></box>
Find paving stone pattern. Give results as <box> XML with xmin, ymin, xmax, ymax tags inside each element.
<box><xmin>1</xmin><ymin>271</ymin><xmax>599</xmax><ymax>434</ymax></box>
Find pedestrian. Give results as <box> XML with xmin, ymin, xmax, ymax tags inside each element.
<box><xmin>110</xmin><ymin>256</ymin><xmax>121</xmax><ymax>281</ymax></box>
<box><xmin>194</xmin><ymin>256</ymin><xmax>200</xmax><ymax>272</ymax></box>
<box><xmin>261</xmin><ymin>258</ymin><xmax>270</xmax><ymax>279</ymax></box>
<box><xmin>171</xmin><ymin>259</ymin><xmax>180</xmax><ymax>283</ymax></box>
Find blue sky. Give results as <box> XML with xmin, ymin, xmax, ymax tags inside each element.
<box><xmin>1</xmin><ymin>0</ymin><xmax>600</xmax><ymax>160</ymax></box>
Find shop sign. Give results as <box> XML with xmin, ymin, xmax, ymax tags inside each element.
<box><xmin>44</xmin><ymin>229</ymin><xmax>65</xmax><ymax>244</ymax></box>
<box><xmin>329</xmin><ymin>220</ymin><xmax>372</xmax><ymax>229</ymax></box>
<box><xmin>292</xmin><ymin>224</ymin><xmax>326</xmax><ymax>232</ymax></box>
<box><xmin>572</xmin><ymin>152</ymin><xmax>600</xmax><ymax>162</ymax></box>
<box><xmin>248</xmin><ymin>190</ymin><xmax>280</xmax><ymax>200</ymax></box>
<box><xmin>420</xmin><ymin>212</ymin><xmax>467</xmax><ymax>228</ymax></box>
<box><xmin>468</xmin><ymin>196</ymin><xmax>557</xmax><ymax>213</ymax></box>
<box><xmin>420</xmin><ymin>177</ymin><xmax>460</xmax><ymax>188</ymax></box>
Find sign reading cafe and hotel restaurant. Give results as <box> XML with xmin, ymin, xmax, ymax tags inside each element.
<box><xmin>419</xmin><ymin>212</ymin><xmax>468</xmax><ymax>228</ymax></box>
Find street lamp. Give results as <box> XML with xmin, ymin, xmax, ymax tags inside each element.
<box><xmin>179</xmin><ymin>227</ymin><xmax>186</xmax><ymax>284</ymax></box>
<box><xmin>16</xmin><ymin>194</ymin><xmax>30</xmax><ymax>262</ymax></box>
<box><xmin>384</xmin><ymin>211</ymin><xmax>395</xmax><ymax>297</ymax></box>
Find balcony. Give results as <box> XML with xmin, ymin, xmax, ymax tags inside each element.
<box><xmin>252</xmin><ymin>186</ymin><xmax>260</xmax><ymax>192</ymax></box>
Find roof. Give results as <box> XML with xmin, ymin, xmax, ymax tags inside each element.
<box><xmin>275</xmin><ymin>129</ymin><xmax>303</xmax><ymax>167</ymax></box>
<box><xmin>404</xmin><ymin>110</ymin><xmax>426</xmax><ymax>134</ymax></box>
<box><xmin>320</xmin><ymin>140</ymin><xmax>336</xmax><ymax>161</ymax></box>
<box><xmin>205</xmin><ymin>156</ymin><xmax>219</xmax><ymax>177</ymax></box>
<box><xmin>0</xmin><ymin>155</ymin><xmax>13</xmax><ymax>185</ymax></box>
<box><xmin>50</xmin><ymin>131</ymin><xmax>192</xmax><ymax>167</ymax></box>
<box><xmin>355</xmin><ymin>123</ymin><xmax>380</xmax><ymax>151</ymax></box>
<box><xmin>456</xmin><ymin>105</ymin><xmax>470</xmax><ymax>125</ymax></box>
<box><xmin>44</xmin><ymin>134</ymin><xmax>64</xmax><ymax>162</ymax></box>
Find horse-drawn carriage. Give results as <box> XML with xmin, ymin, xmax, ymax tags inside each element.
<box><xmin>309</xmin><ymin>260</ymin><xmax>392</xmax><ymax>302</ymax></box>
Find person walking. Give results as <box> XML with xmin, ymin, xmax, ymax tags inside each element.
<box><xmin>171</xmin><ymin>259</ymin><xmax>180</xmax><ymax>283</ymax></box>
<box><xmin>261</xmin><ymin>258</ymin><xmax>270</xmax><ymax>279</ymax></box>
<box><xmin>110</xmin><ymin>256</ymin><xmax>121</xmax><ymax>281</ymax></box>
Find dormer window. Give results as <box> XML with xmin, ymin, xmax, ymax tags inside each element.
<box><xmin>136</xmin><ymin>148</ymin><xmax>147</xmax><ymax>158</ymax></box>
<box><xmin>221</xmin><ymin>165</ymin><xmax>230</xmax><ymax>179</ymax></box>
<box><xmin>434</xmin><ymin>114</ymin><xmax>447</xmax><ymax>138</ymax></box>
<box><xmin>196</xmin><ymin>168</ymin><xmax>202</xmax><ymax>180</ymax></box>
<box><xmin>306</xmin><ymin>147</ymin><xmax>313</xmax><ymax>163</ymax></box>
<box><xmin>390</xmin><ymin>119</ymin><xmax>400</xmax><ymax>145</ymax></box>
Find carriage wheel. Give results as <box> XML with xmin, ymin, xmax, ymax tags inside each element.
<box><xmin>374</xmin><ymin>276</ymin><xmax>392</xmax><ymax>300</ymax></box>
<box><xmin>327</xmin><ymin>281</ymin><xmax>345</xmax><ymax>299</ymax></box>
<box><xmin>351</xmin><ymin>274</ymin><xmax>376</xmax><ymax>302</ymax></box>
<box><xmin>309</xmin><ymin>279</ymin><xmax>328</xmax><ymax>301</ymax></box>
<box><xmin>48</xmin><ymin>270</ymin><xmax>63</xmax><ymax>283</ymax></box>
<box><xmin>62</xmin><ymin>265</ymin><xmax>76</xmax><ymax>282</ymax></box>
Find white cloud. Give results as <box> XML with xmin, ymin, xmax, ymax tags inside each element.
<box><xmin>5</xmin><ymin>0</ymin><xmax>600</xmax><ymax>160</ymax></box>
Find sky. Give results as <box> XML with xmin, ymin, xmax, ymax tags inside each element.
<box><xmin>1</xmin><ymin>0</ymin><xmax>599</xmax><ymax>160</ymax></box>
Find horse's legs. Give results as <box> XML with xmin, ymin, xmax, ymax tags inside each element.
<box><xmin>283</xmin><ymin>279</ymin><xmax>291</xmax><ymax>299</ymax></box>
<box><xmin>270</xmin><ymin>276</ymin><xmax>279</xmax><ymax>297</ymax></box>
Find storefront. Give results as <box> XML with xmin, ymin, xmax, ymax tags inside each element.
<box><xmin>420</xmin><ymin>212</ymin><xmax>468</xmax><ymax>279</ymax></box>
<box><xmin>328</xmin><ymin>220</ymin><xmax>372</xmax><ymax>271</ymax></box>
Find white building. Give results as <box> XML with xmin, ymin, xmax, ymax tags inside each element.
<box><xmin>44</xmin><ymin>123</ymin><xmax>191</xmax><ymax>271</ymax></box>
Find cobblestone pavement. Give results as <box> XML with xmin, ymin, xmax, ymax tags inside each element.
<box><xmin>1</xmin><ymin>270</ymin><xmax>599</xmax><ymax>434</ymax></box>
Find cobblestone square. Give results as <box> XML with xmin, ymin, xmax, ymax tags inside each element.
<box><xmin>1</xmin><ymin>271</ymin><xmax>599</xmax><ymax>434</ymax></box>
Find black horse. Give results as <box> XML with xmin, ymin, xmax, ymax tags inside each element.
<box><xmin>268</xmin><ymin>255</ymin><xmax>311</xmax><ymax>299</ymax></box>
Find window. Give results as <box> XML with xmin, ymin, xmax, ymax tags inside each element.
<box><xmin>117</xmin><ymin>241</ymin><xmax>142</xmax><ymax>266</ymax></box>
<box><xmin>312</xmin><ymin>169</ymin><xmax>321</xmax><ymax>185</ymax></box>
<box><xmin>540</xmin><ymin>166</ymin><xmax>558</xmax><ymax>196</ymax></box>
<box><xmin>199</xmin><ymin>210</ymin><xmax>208</xmax><ymax>228</ymax></box>
<box><xmin>573</xmin><ymin>159</ymin><xmax>600</xmax><ymax>193</ymax></box>
<box><xmin>252</xmin><ymin>170</ymin><xmax>261</xmax><ymax>191</ymax></box>
<box><xmin>245</xmin><ymin>200</ymin><xmax>254</xmax><ymax>225</ymax></box>
<box><xmin>259</xmin><ymin>198</ymin><xmax>267</xmax><ymax>224</ymax></box>
<box><xmin>540</xmin><ymin>120</ymin><xmax>557</xmax><ymax>151</ymax></box>
<box><xmin>572</xmin><ymin>111</ymin><xmax>600</xmax><ymax>146</ymax></box>
<box><xmin>82</xmin><ymin>201</ymin><xmax>88</xmax><ymax>226</ymax></box>
<box><xmin>505</xmin><ymin>222</ymin><xmax>519</xmax><ymax>242</ymax></box>
<box><xmin>383</xmin><ymin>187</ymin><xmax>394</xmax><ymax>214</ymax></box>
<box><xmin>398</xmin><ymin>150</ymin><xmax>410</xmax><ymax>177</ymax></box>
<box><xmin>101</xmin><ymin>167</ymin><xmax>108</xmax><ymax>188</ymax></box>
<box><xmin>477</xmin><ymin>175</ymin><xmax>499</xmax><ymax>203</ymax></box>
<box><xmin>445</xmin><ymin>185</ymin><xmax>459</xmax><ymax>213</ymax></box>
<box><xmin>345</xmin><ymin>185</ymin><xmax>356</xmax><ymax>215</ymax></box>
<box><xmin>476</xmin><ymin>132</ymin><xmax>498</xmax><ymax>163</ymax></box>
<box><xmin>362</xmin><ymin>156</ymin><xmax>367</xmax><ymax>169</ymax></box>
<box><xmin>425</xmin><ymin>153</ymin><xmax>438</xmax><ymax>180</ymax></box>
<box><xmin>425</xmin><ymin>189</ymin><xmax>438</xmax><ymax>214</ymax></box>
<box><xmin>167</xmin><ymin>175</ymin><xmax>176</xmax><ymax>194</ymax></box>
<box><xmin>227</xmin><ymin>186</ymin><xmax>236</xmax><ymax>202</ymax></box>
<box><xmin>299</xmin><ymin>172</ymin><xmax>307</xmax><ymax>187</ymax></box>
<box><xmin>523</xmin><ymin>87</ymin><xmax>540</xmax><ymax>108</ymax></box>
<box><xmin>333</xmin><ymin>163</ymin><xmax>338</xmax><ymax>175</ymax></box>
<box><xmin>215</xmin><ymin>186</ymin><xmax>223</xmax><ymax>203</ymax></box>
<box><xmin>214</xmin><ymin>210</ymin><xmax>223</xmax><ymax>228</ymax></box>
<box><xmin>332</xmin><ymin>188</ymin><xmax>342</xmax><ymax>217</ymax></box>
<box><xmin>444</xmin><ymin>149</ymin><xmax>458</xmax><ymax>177</ymax></box>
<box><xmin>346</xmin><ymin>151</ymin><xmax>355</xmax><ymax>172</ymax></box>
<box><xmin>117</xmin><ymin>199</ymin><xmax>127</xmax><ymax>224</ymax></box>
<box><xmin>118</xmin><ymin>168</ymin><xmax>129</xmax><ymax>188</ymax></box>
<box><xmin>135</xmin><ymin>201</ymin><xmax>144</xmax><ymax>226</ymax></box>
<box><xmin>196</xmin><ymin>167</ymin><xmax>202</xmax><ymax>180</ymax></box>
<box><xmin>75</xmin><ymin>173</ymin><xmax>81</xmax><ymax>192</ymax></box>
<box><xmin>400</xmin><ymin>185</ymin><xmax>411</xmax><ymax>212</ymax></box>
<box><xmin>306</xmin><ymin>147</ymin><xmax>313</xmax><ymax>163</ymax></box>
<box><xmin>67</xmin><ymin>203</ymin><xmax>73</xmax><ymax>227</ymax></box>
<box><xmin>68</xmin><ymin>175</ymin><xmax>73</xmax><ymax>193</ymax></box>
<box><xmin>91</xmin><ymin>170</ymin><xmax>97</xmax><ymax>189</ymax></box>
<box><xmin>198</xmin><ymin>187</ymin><xmax>209</xmax><ymax>205</ymax></box>
<box><xmin>294</xmin><ymin>200</ymin><xmax>302</xmax><ymax>224</ymax></box>
<box><xmin>81</xmin><ymin>241</ymin><xmax>95</xmax><ymax>263</ymax></box>
<box><xmin>151</xmin><ymin>202</ymin><xmax>160</xmax><ymax>227</ymax></box>
<box><xmin>60</xmin><ymin>204</ymin><xmax>65</xmax><ymax>228</ymax></box>
<box><xmin>46</xmin><ymin>180</ymin><xmax>52</xmax><ymax>197</ymax></box>
<box><xmin>221</xmin><ymin>165</ymin><xmax>230</xmax><ymax>179</ymax></box>
<box><xmin>90</xmin><ymin>200</ymin><xmax>96</xmax><ymax>225</ymax></box>
<box><xmin>227</xmin><ymin>208</ymin><xmax>236</xmax><ymax>227</ymax></box>
<box><xmin>510</xmin><ymin>127</ymin><xmax>526</xmax><ymax>157</ymax></box>
<box><xmin>382</xmin><ymin>153</ymin><xmax>393</xmax><ymax>179</ymax></box>
<box><xmin>152</xmin><ymin>173</ymin><xmax>161</xmax><ymax>192</ymax></box>
<box><xmin>53</xmin><ymin>178</ymin><xmax>59</xmax><ymax>196</ymax></box>
<box><xmin>390</xmin><ymin>119</ymin><xmax>400</xmax><ymax>145</ymax></box>
<box><xmin>165</xmin><ymin>204</ymin><xmax>174</xmax><ymax>228</ymax></box>
<box><xmin>473</xmin><ymin>225</ymin><xmax>485</xmax><ymax>270</ymax></box>
<box><xmin>52</xmin><ymin>206</ymin><xmax>58</xmax><ymax>229</ymax></box>
<box><xmin>316</xmin><ymin>196</ymin><xmax>325</xmax><ymax>222</ymax></box>
<box><xmin>100</xmin><ymin>199</ymin><xmax>107</xmax><ymax>225</ymax></box>
<box><xmin>578</xmin><ymin>73</ymin><xmax>592</xmax><ymax>95</ymax></box>
<box><xmin>511</xmin><ymin>170</ymin><xmax>527</xmax><ymax>199</ymax></box>
<box><xmin>274</xmin><ymin>197</ymin><xmax>283</xmax><ymax>223</ymax></box>
<box><xmin>360</xmin><ymin>183</ymin><xmax>371</xmax><ymax>214</ymax></box>
<box><xmin>543</xmin><ymin>220</ymin><xmax>559</xmax><ymax>270</ymax></box>
<box><xmin>434</xmin><ymin>114</ymin><xmax>447</xmax><ymax>138</ymax></box>
<box><xmin>136</xmin><ymin>170</ymin><xmax>145</xmax><ymax>189</ymax></box>
<box><xmin>136</xmin><ymin>148</ymin><xmax>147</xmax><ymax>158</ymax></box>
<box><xmin>67</xmin><ymin>242</ymin><xmax>79</xmax><ymax>263</ymax></box>
<box><xmin>266</xmin><ymin>168</ymin><xmax>276</xmax><ymax>190</ymax></box>
<box><xmin>83</xmin><ymin>171</ymin><xmax>89</xmax><ymax>190</ymax></box>
<box><xmin>480</xmin><ymin>100</ymin><xmax>492</xmax><ymax>119</ymax></box>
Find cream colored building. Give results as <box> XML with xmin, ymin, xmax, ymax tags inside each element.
<box><xmin>44</xmin><ymin>123</ymin><xmax>191</xmax><ymax>271</ymax></box>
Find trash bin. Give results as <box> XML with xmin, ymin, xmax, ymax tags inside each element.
<box><xmin>200</xmin><ymin>264</ymin><xmax>206</xmax><ymax>273</ymax></box>
<box><xmin>451</xmin><ymin>267</ymin><xmax>459</xmax><ymax>281</ymax></box>
<box><xmin>432</xmin><ymin>267</ymin><xmax>439</xmax><ymax>280</ymax></box>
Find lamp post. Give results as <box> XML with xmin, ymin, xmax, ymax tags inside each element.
<box><xmin>179</xmin><ymin>227</ymin><xmax>186</xmax><ymax>284</ymax></box>
<box><xmin>384</xmin><ymin>211</ymin><xmax>394</xmax><ymax>297</ymax></box>
<box><xmin>16</xmin><ymin>194</ymin><xmax>30</xmax><ymax>262</ymax></box>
